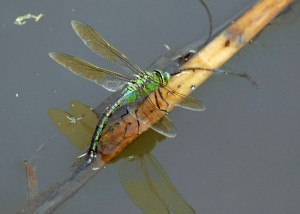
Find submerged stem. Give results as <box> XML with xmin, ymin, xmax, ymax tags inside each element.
<box><xmin>19</xmin><ymin>0</ymin><xmax>293</xmax><ymax>213</ymax></box>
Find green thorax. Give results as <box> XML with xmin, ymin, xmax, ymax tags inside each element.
<box><xmin>120</xmin><ymin>69</ymin><xmax>170</xmax><ymax>105</ymax></box>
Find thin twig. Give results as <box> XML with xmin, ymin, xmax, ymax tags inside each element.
<box><xmin>100</xmin><ymin>0</ymin><xmax>293</xmax><ymax>164</ymax></box>
<box><xmin>19</xmin><ymin>0</ymin><xmax>293</xmax><ymax>213</ymax></box>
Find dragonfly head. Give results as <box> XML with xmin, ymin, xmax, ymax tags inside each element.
<box><xmin>153</xmin><ymin>69</ymin><xmax>170</xmax><ymax>86</ymax></box>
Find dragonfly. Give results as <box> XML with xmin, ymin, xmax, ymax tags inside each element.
<box><xmin>49</xmin><ymin>20</ymin><xmax>215</xmax><ymax>164</ymax></box>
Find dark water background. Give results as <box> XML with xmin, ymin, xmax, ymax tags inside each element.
<box><xmin>1</xmin><ymin>0</ymin><xmax>299</xmax><ymax>213</ymax></box>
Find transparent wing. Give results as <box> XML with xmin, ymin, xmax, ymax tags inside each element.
<box><xmin>151</xmin><ymin>114</ymin><xmax>176</xmax><ymax>138</ymax></box>
<box><xmin>119</xmin><ymin>157</ymin><xmax>170</xmax><ymax>213</ymax></box>
<box><xmin>128</xmin><ymin>97</ymin><xmax>176</xmax><ymax>138</ymax></box>
<box><xmin>160</xmin><ymin>86</ymin><xmax>206</xmax><ymax>111</ymax></box>
<box><xmin>119</xmin><ymin>155</ymin><xmax>196</xmax><ymax>214</ymax></box>
<box><xmin>49</xmin><ymin>52</ymin><xmax>130</xmax><ymax>92</ymax></box>
<box><xmin>71</xmin><ymin>20</ymin><xmax>144</xmax><ymax>76</ymax></box>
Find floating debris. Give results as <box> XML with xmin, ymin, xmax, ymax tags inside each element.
<box><xmin>14</xmin><ymin>13</ymin><xmax>44</xmax><ymax>25</ymax></box>
<box><xmin>163</xmin><ymin>44</ymin><xmax>171</xmax><ymax>50</ymax></box>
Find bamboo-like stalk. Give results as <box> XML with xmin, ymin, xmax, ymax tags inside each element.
<box><xmin>100</xmin><ymin>0</ymin><xmax>293</xmax><ymax>163</ymax></box>
<box><xmin>19</xmin><ymin>0</ymin><xmax>293</xmax><ymax>213</ymax></box>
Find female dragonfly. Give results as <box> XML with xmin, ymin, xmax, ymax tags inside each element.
<box><xmin>49</xmin><ymin>20</ymin><xmax>211</xmax><ymax>164</ymax></box>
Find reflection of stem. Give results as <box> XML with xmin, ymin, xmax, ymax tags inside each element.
<box><xmin>24</xmin><ymin>161</ymin><xmax>39</xmax><ymax>200</ymax></box>
<box><xmin>20</xmin><ymin>159</ymin><xmax>103</xmax><ymax>214</ymax></box>
<box><xmin>19</xmin><ymin>0</ymin><xmax>293</xmax><ymax>213</ymax></box>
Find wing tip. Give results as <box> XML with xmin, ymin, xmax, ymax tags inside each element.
<box><xmin>71</xmin><ymin>20</ymin><xmax>80</xmax><ymax>29</ymax></box>
<box><xmin>167</xmin><ymin>132</ymin><xmax>177</xmax><ymax>138</ymax></box>
<box><xmin>49</xmin><ymin>52</ymin><xmax>74</xmax><ymax>60</ymax></box>
<box><xmin>150</xmin><ymin>125</ymin><xmax>177</xmax><ymax>138</ymax></box>
<box><xmin>198</xmin><ymin>104</ymin><xmax>206</xmax><ymax>111</ymax></box>
<box><xmin>71</xmin><ymin>20</ymin><xmax>90</xmax><ymax>32</ymax></box>
<box><xmin>48</xmin><ymin>52</ymin><xmax>67</xmax><ymax>62</ymax></box>
<box><xmin>48</xmin><ymin>52</ymin><xmax>58</xmax><ymax>59</ymax></box>
<box><xmin>192</xmin><ymin>101</ymin><xmax>206</xmax><ymax>111</ymax></box>
<box><xmin>161</xmin><ymin>130</ymin><xmax>177</xmax><ymax>138</ymax></box>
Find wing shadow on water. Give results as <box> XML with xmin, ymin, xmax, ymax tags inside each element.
<box><xmin>20</xmin><ymin>35</ymin><xmax>209</xmax><ymax>213</ymax></box>
<box><xmin>19</xmin><ymin>10</ymin><xmax>235</xmax><ymax>212</ymax></box>
<box><xmin>18</xmin><ymin>0</ymin><xmax>298</xmax><ymax>211</ymax></box>
<box><xmin>118</xmin><ymin>145</ymin><xmax>196</xmax><ymax>214</ymax></box>
<box><xmin>48</xmin><ymin>100</ymin><xmax>195</xmax><ymax>213</ymax></box>
<box><xmin>19</xmin><ymin>1</ymin><xmax>220</xmax><ymax>209</ymax></box>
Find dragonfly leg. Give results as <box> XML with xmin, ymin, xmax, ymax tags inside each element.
<box><xmin>156</xmin><ymin>89</ymin><xmax>169</xmax><ymax>112</ymax></box>
<box><xmin>120</xmin><ymin>108</ymin><xmax>131</xmax><ymax>137</ymax></box>
<box><xmin>120</xmin><ymin>108</ymin><xmax>130</xmax><ymax>121</ymax></box>
<box><xmin>134</xmin><ymin>108</ymin><xmax>141</xmax><ymax>135</ymax></box>
<box><xmin>178</xmin><ymin>67</ymin><xmax>258</xmax><ymax>88</ymax></box>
